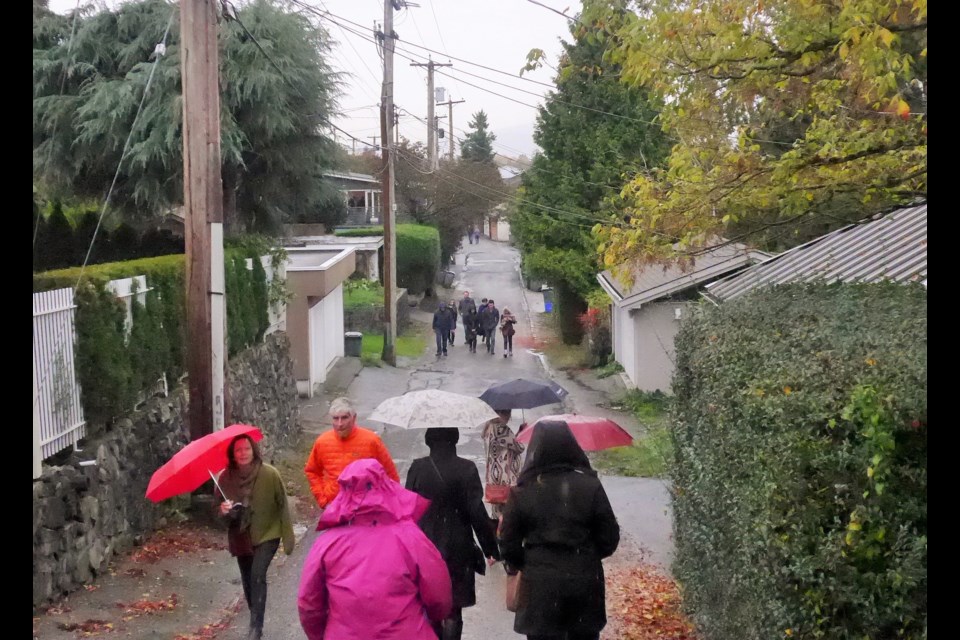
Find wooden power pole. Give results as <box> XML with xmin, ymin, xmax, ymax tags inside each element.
<box><xmin>437</xmin><ymin>97</ymin><xmax>465</xmax><ymax>160</ymax></box>
<box><xmin>181</xmin><ymin>0</ymin><xmax>226</xmax><ymax>440</ymax></box>
<box><xmin>380</xmin><ymin>1</ymin><xmax>401</xmax><ymax>366</ymax></box>
<box><xmin>410</xmin><ymin>59</ymin><xmax>451</xmax><ymax>171</ymax></box>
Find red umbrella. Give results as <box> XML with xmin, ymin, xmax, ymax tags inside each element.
<box><xmin>145</xmin><ymin>424</ymin><xmax>263</xmax><ymax>503</ymax></box>
<box><xmin>516</xmin><ymin>414</ymin><xmax>633</xmax><ymax>451</ymax></box>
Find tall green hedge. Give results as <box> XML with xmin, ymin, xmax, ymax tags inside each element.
<box><xmin>34</xmin><ymin>250</ymin><xmax>272</xmax><ymax>432</ymax></box>
<box><xmin>334</xmin><ymin>224</ymin><xmax>440</xmax><ymax>294</ymax></box>
<box><xmin>671</xmin><ymin>283</ymin><xmax>926</xmax><ymax>640</ymax></box>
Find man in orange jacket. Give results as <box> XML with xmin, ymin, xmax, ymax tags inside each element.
<box><xmin>304</xmin><ymin>397</ymin><xmax>400</xmax><ymax>509</ymax></box>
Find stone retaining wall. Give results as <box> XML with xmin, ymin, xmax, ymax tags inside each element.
<box><xmin>32</xmin><ymin>333</ymin><xmax>299</xmax><ymax>607</ymax></box>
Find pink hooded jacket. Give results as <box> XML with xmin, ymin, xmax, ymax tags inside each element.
<box><xmin>297</xmin><ymin>459</ymin><xmax>453</xmax><ymax>640</ymax></box>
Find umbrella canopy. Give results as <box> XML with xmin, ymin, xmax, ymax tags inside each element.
<box><xmin>145</xmin><ymin>424</ymin><xmax>263</xmax><ymax>503</ymax></box>
<box><xmin>368</xmin><ymin>389</ymin><xmax>499</xmax><ymax>431</ymax></box>
<box><xmin>479</xmin><ymin>378</ymin><xmax>569</xmax><ymax>410</ymax></box>
<box><xmin>517</xmin><ymin>414</ymin><xmax>633</xmax><ymax>451</ymax></box>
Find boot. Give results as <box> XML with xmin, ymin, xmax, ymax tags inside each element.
<box><xmin>442</xmin><ymin>619</ymin><xmax>464</xmax><ymax>640</ymax></box>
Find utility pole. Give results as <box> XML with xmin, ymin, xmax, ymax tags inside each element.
<box><xmin>394</xmin><ymin>111</ymin><xmax>400</xmax><ymax>146</ymax></box>
<box><xmin>368</xmin><ymin>135</ymin><xmax>380</xmax><ymax>151</ymax></box>
<box><xmin>379</xmin><ymin>0</ymin><xmax>401</xmax><ymax>366</ymax></box>
<box><xmin>181</xmin><ymin>0</ymin><xmax>226</xmax><ymax>440</ymax></box>
<box><xmin>434</xmin><ymin>114</ymin><xmax>447</xmax><ymax>165</ymax></box>
<box><xmin>410</xmin><ymin>59</ymin><xmax>451</xmax><ymax>171</ymax></box>
<box><xmin>436</xmin><ymin>97</ymin><xmax>465</xmax><ymax>160</ymax></box>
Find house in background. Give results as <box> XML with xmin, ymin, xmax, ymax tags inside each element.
<box><xmin>485</xmin><ymin>165</ymin><xmax>523</xmax><ymax>242</ymax></box>
<box><xmin>598</xmin><ymin>242</ymin><xmax>769</xmax><ymax>393</ymax></box>
<box><xmin>285</xmin><ymin>247</ymin><xmax>356</xmax><ymax>397</ymax></box>
<box><xmin>704</xmin><ymin>203</ymin><xmax>927</xmax><ymax>303</ymax></box>
<box><xmin>324</xmin><ymin>171</ymin><xmax>382</xmax><ymax>226</ymax></box>
<box><xmin>283</xmin><ymin>229</ymin><xmax>384</xmax><ymax>282</ymax></box>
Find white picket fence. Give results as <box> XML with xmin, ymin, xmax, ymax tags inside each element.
<box><xmin>32</xmin><ymin>256</ymin><xmax>284</xmax><ymax>479</ymax></box>
<box><xmin>33</xmin><ymin>287</ymin><xmax>86</xmax><ymax>478</ymax></box>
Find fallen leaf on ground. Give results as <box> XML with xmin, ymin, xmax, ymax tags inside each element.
<box><xmin>604</xmin><ymin>564</ymin><xmax>698</xmax><ymax>640</ymax></box>
<box><xmin>130</xmin><ymin>525</ymin><xmax>226</xmax><ymax>563</ymax></box>
<box><xmin>115</xmin><ymin>593</ymin><xmax>179</xmax><ymax>617</ymax></box>
<box><xmin>56</xmin><ymin>619</ymin><xmax>115</xmax><ymax>634</ymax></box>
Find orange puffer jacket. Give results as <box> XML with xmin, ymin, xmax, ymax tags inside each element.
<box><xmin>304</xmin><ymin>426</ymin><xmax>400</xmax><ymax>508</ymax></box>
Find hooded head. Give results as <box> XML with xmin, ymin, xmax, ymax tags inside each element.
<box><xmin>517</xmin><ymin>420</ymin><xmax>595</xmax><ymax>486</ymax></box>
<box><xmin>424</xmin><ymin>427</ymin><xmax>459</xmax><ymax>460</ymax></box>
<box><xmin>316</xmin><ymin>459</ymin><xmax>430</xmax><ymax>530</ymax></box>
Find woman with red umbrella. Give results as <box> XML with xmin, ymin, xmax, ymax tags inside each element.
<box><xmin>216</xmin><ymin>435</ymin><xmax>294</xmax><ymax>640</ymax></box>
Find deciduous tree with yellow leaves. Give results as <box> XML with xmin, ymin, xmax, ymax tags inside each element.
<box><xmin>589</xmin><ymin>0</ymin><xmax>926</xmax><ymax>273</ymax></box>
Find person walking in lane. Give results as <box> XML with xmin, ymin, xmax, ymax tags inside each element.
<box><xmin>462</xmin><ymin>306</ymin><xmax>479</xmax><ymax>353</ymax></box>
<box><xmin>500</xmin><ymin>307</ymin><xmax>517</xmax><ymax>358</ymax></box>
<box><xmin>433</xmin><ymin>302</ymin><xmax>454</xmax><ymax>356</ymax></box>
<box><xmin>406</xmin><ymin>428</ymin><xmax>501</xmax><ymax>640</ymax></box>
<box><xmin>217</xmin><ymin>435</ymin><xmax>295</xmax><ymax>640</ymax></box>
<box><xmin>448</xmin><ymin>298</ymin><xmax>459</xmax><ymax>346</ymax></box>
<box><xmin>477</xmin><ymin>298</ymin><xmax>487</xmax><ymax>344</ymax></box>
<box><xmin>499</xmin><ymin>421</ymin><xmax>621</xmax><ymax>640</ymax></box>
<box><xmin>480</xmin><ymin>299</ymin><xmax>500</xmax><ymax>355</ymax></box>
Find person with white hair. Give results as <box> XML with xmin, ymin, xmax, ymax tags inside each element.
<box><xmin>304</xmin><ymin>397</ymin><xmax>400</xmax><ymax>509</ymax></box>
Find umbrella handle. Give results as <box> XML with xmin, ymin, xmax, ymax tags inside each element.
<box><xmin>208</xmin><ymin>469</ymin><xmax>231</xmax><ymax>502</ymax></box>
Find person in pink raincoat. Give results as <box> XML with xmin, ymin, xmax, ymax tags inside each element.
<box><xmin>297</xmin><ymin>458</ymin><xmax>453</xmax><ymax>640</ymax></box>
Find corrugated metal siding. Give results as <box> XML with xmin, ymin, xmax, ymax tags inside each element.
<box><xmin>600</xmin><ymin>242</ymin><xmax>764</xmax><ymax>303</ymax></box>
<box><xmin>706</xmin><ymin>204</ymin><xmax>927</xmax><ymax>302</ymax></box>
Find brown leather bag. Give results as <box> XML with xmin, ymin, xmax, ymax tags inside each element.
<box><xmin>505</xmin><ymin>571</ymin><xmax>523</xmax><ymax>612</ymax></box>
<box><xmin>228</xmin><ymin>523</ymin><xmax>254</xmax><ymax>557</ymax></box>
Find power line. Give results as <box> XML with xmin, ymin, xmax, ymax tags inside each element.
<box><xmin>290</xmin><ymin>0</ymin><xmax>557</xmax><ymax>88</ymax></box>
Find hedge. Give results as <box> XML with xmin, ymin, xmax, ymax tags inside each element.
<box><xmin>670</xmin><ymin>283</ymin><xmax>926</xmax><ymax>640</ymax></box>
<box><xmin>335</xmin><ymin>224</ymin><xmax>440</xmax><ymax>295</ymax></box>
<box><xmin>34</xmin><ymin>250</ymin><xmax>272</xmax><ymax>433</ymax></box>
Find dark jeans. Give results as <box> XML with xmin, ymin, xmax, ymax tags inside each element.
<box><xmin>485</xmin><ymin>329</ymin><xmax>496</xmax><ymax>353</ymax></box>
<box><xmin>449</xmin><ymin>329</ymin><xmax>456</xmax><ymax>344</ymax></box>
<box><xmin>432</xmin><ymin>606</ymin><xmax>464</xmax><ymax>640</ymax></box>
<box><xmin>503</xmin><ymin>333</ymin><xmax>513</xmax><ymax>353</ymax></box>
<box><xmin>435</xmin><ymin>329</ymin><xmax>449</xmax><ymax>354</ymax></box>
<box><xmin>527</xmin><ymin>634</ymin><xmax>599</xmax><ymax>640</ymax></box>
<box><xmin>237</xmin><ymin>537</ymin><xmax>280</xmax><ymax>633</ymax></box>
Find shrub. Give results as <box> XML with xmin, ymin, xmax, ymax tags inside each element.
<box><xmin>671</xmin><ymin>283</ymin><xmax>926</xmax><ymax>640</ymax></box>
<box><xmin>334</xmin><ymin>224</ymin><xmax>440</xmax><ymax>295</ymax></box>
<box><xmin>34</xmin><ymin>247</ymin><xmax>273</xmax><ymax>429</ymax></box>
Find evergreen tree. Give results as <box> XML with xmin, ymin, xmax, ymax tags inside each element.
<box><xmin>460</xmin><ymin>110</ymin><xmax>496</xmax><ymax>164</ymax></box>
<box><xmin>510</xmin><ymin>3</ymin><xmax>668</xmax><ymax>342</ymax></box>
<box><xmin>33</xmin><ymin>0</ymin><xmax>344</xmax><ymax>235</ymax></box>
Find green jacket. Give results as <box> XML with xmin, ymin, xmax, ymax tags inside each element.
<box><xmin>221</xmin><ymin>463</ymin><xmax>295</xmax><ymax>554</ymax></box>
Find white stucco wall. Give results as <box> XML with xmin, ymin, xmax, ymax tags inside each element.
<box><xmin>305</xmin><ymin>284</ymin><xmax>345</xmax><ymax>395</ymax></box>
<box><xmin>617</xmin><ymin>301</ymin><xmax>694</xmax><ymax>393</ymax></box>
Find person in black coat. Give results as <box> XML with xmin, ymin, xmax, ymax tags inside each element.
<box><xmin>406</xmin><ymin>428</ymin><xmax>501</xmax><ymax>640</ymax></box>
<box><xmin>461</xmin><ymin>307</ymin><xmax>479</xmax><ymax>353</ymax></box>
<box><xmin>433</xmin><ymin>302</ymin><xmax>455</xmax><ymax>356</ymax></box>
<box><xmin>479</xmin><ymin>299</ymin><xmax>501</xmax><ymax>354</ymax></box>
<box><xmin>498</xmin><ymin>421</ymin><xmax>620</xmax><ymax>640</ymax></box>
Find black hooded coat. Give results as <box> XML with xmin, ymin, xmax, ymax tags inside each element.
<box><xmin>405</xmin><ymin>428</ymin><xmax>500</xmax><ymax>609</ymax></box>
<box><xmin>498</xmin><ymin>421</ymin><xmax>620</xmax><ymax>636</ymax></box>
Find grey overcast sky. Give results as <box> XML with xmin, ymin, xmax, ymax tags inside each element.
<box><xmin>46</xmin><ymin>0</ymin><xmax>577</xmax><ymax>162</ymax></box>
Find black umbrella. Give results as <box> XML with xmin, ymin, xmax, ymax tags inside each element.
<box><xmin>479</xmin><ymin>378</ymin><xmax>569</xmax><ymax>411</ymax></box>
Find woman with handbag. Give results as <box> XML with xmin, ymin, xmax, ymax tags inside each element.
<box><xmin>498</xmin><ymin>421</ymin><xmax>620</xmax><ymax>640</ymax></box>
<box><xmin>217</xmin><ymin>435</ymin><xmax>295</xmax><ymax>640</ymax></box>
<box><xmin>500</xmin><ymin>307</ymin><xmax>517</xmax><ymax>357</ymax></box>
<box><xmin>481</xmin><ymin>410</ymin><xmax>525</xmax><ymax>517</ymax></box>
<box><xmin>406</xmin><ymin>428</ymin><xmax>501</xmax><ymax>640</ymax></box>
